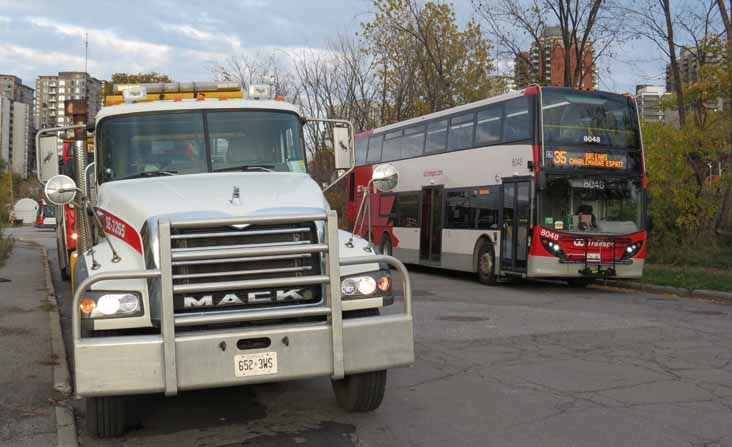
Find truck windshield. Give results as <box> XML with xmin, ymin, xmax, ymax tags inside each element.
<box><xmin>97</xmin><ymin>110</ymin><xmax>306</xmax><ymax>182</ymax></box>
<box><xmin>542</xmin><ymin>88</ymin><xmax>639</xmax><ymax>149</ymax></box>
<box><xmin>540</xmin><ymin>175</ymin><xmax>643</xmax><ymax>235</ymax></box>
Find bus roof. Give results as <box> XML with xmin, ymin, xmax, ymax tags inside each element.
<box><xmin>95</xmin><ymin>98</ymin><xmax>302</xmax><ymax>122</ymax></box>
<box><xmin>355</xmin><ymin>86</ymin><xmax>633</xmax><ymax>138</ymax></box>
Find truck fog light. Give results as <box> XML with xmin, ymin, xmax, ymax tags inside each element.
<box><xmin>71</xmin><ymin>232</ymin><xmax>78</xmax><ymax>240</ymax></box>
<box><xmin>341</xmin><ymin>278</ymin><xmax>357</xmax><ymax>296</ymax></box>
<box><xmin>79</xmin><ymin>298</ymin><xmax>96</xmax><ymax>314</ymax></box>
<box><xmin>357</xmin><ymin>277</ymin><xmax>377</xmax><ymax>295</ymax></box>
<box><xmin>97</xmin><ymin>295</ymin><xmax>121</xmax><ymax>315</ymax></box>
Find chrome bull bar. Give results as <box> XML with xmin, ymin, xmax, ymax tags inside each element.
<box><xmin>72</xmin><ymin>210</ymin><xmax>413</xmax><ymax>397</ymax></box>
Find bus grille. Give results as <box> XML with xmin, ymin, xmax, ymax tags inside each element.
<box><xmin>169</xmin><ymin>222</ymin><xmax>322</xmax><ymax>314</ymax></box>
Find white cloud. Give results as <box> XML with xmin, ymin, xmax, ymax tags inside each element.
<box><xmin>0</xmin><ymin>44</ymin><xmax>95</xmax><ymax>74</ymax></box>
<box><xmin>26</xmin><ymin>16</ymin><xmax>171</xmax><ymax>65</ymax></box>
<box><xmin>160</xmin><ymin>22</ymin><xmax>241</xmax><ymax>50</ymax></box>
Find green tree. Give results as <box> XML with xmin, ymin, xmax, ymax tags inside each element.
<box><xmin>362</xmin><ymin>0</ymin><xmax>502</xmax><ymax>123</ymax></box>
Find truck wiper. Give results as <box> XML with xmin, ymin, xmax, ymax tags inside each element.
<box><xmin>214</xmin><ymin>165</ymin><xmax>274</xmax><ymax>172</ymax></box>
<box><xmin>120</xmin><ymin>170</ymin><xmax>178</xmax><ymax>180</ymax></box>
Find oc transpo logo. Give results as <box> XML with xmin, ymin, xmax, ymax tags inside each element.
<box><xmin>573</xmin><ymin>239</ymin><xmax>614</xmax><ymax>248</ymax></box>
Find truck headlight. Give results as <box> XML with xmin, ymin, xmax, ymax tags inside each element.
<box><xmin>341</xmin><ymin>271</ymin><xmax>391</xmax><ymax>297</ymax></box>
<box><xmin>80</xmin><ymin>292</ymin><xmax>143</xmax><ymax>319</ymax></box>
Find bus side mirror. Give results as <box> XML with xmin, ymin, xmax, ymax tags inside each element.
<box><xmin>333</xmin><ymin>126</ymin><xmax>352</xmax><ymax>171</ymax></box>
<box><xmin>44</xmin><ymin>175</ymin><xmax>78</xmax><ymax>205</ymax></box>
<box><xmin>372</xmin><ymin>164</ymin><xmax>398</xmax><ymax>192</ymax></box>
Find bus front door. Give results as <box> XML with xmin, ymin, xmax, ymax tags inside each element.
<box><xmin>419</xmin><ymin>186</ymin><xmax>443</xmax><ymax>263</ymax></box>
<box><xmin>501</xmin><ymin>179</ymin><xmax>530</xmax><ymax>272</ymax></box>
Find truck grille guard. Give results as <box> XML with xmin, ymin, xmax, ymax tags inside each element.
<box><xmin>72</xmin><ymin>211</ymin><xmax>412</xmax><ymax>396</ymax></box>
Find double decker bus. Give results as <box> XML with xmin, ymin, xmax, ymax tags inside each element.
<box><xmin>346</xmin><ymin>86</ymin><xmax>647</xmax><ymax>285</ymax></box>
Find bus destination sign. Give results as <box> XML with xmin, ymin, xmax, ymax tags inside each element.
<box><xmin>547</xmin><ymin>150</ymin><xmax>627</xmax><ymax>169</ymax></box>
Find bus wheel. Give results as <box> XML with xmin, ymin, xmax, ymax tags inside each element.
<box><xmin>380</xmin><ymin>234</ymin><xmax>393</xmax><ymax>256</ymax></box>
<box><xmin>86</xmin><ymin>396</ymin><xmax>127</xmax><ymax>438</ymax></box>
<box><xmin>476</xmin><ymin>241</ymin><xmax>497</xmax><ymax>285</ymax></box>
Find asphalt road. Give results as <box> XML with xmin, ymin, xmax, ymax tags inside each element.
<box><xmin>17</xmin><ymin>227</ymin><xmax>732</xmax><ymax>447</ymax></box>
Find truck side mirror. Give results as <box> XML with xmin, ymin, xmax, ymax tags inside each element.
<box><xmin>333</xmin><ymin>126</ymin><xmax>352</xmax><ymax>171</ymax></box>
<box><xmin>37</xmin><ymin>136</ymin><xmax>59</xmax><ymax>183</ymax></box>
<box><xmin>44</xmin><ymin>175</ymin><xmax>78</xmax><ymax>205</ymax></box>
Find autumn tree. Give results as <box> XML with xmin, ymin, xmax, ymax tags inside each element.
<box><xmin>363</xmin><ymin>0</ymin><xmax>502</xmax><ymax>123</ymax></box>
<box><xmin>473</xmin><ymin>0</ymin><xmax>625</xmax><ymax>88</ymax></box>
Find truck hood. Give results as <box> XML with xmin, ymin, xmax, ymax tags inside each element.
<box><xmin>95</xmin><ymin>172</ymin><xmax>329</xmax><ymax>231</ymax></box>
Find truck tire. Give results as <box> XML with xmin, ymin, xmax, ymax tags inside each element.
<box><xmin>332</xmin><ymin>307</ymin><xmax>386</xmax><ymax>411</ymax></box>
<box><xmin>476</xmin><ymin>240</ymin><xmax>497</xmax><ymax>285</ymax></box>
<box><xmin>86</xmin><ymin>396</ymin><xmax>127</xmax><ymax>438</ymax></box>
<box><xmin>57</xmin><ymin>238</ymin><xmax>70</xmax><ymax>281</ymax></box>
<box><xmin>333</xmin><ymin>369</ymin><xmax>387</xmax><ymax>412</ymax></box>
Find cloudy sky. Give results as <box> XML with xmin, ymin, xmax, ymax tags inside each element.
<box><xmin>0</xmin><ymin>0</ymin><xmax>665</xmax><ymax>94</ymax></box>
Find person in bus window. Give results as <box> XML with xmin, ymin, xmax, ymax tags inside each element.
<box><xmin>576</xmin><ymin>204</ymin><xmax>597</xmax><ymax>230</ymax></box>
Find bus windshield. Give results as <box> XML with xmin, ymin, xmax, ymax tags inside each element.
<box><xmin>97</xmin><ymin>110</ymin><xmax>306</xmax><ymax>182</ymax></box>
<box><xmin>542</xmin><ymin>88</ymin><xmax>639</xmax><ymax>149</ymax></box>
<box><xmin>540</xmin><ymin>176</ymin><xmax>643</xmax><ymax>234</ymax></box>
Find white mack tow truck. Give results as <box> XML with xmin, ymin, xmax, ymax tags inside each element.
<box><xmin>40</xmin><ymin>82</ymin><xmax>414</xmax><ymax>438</ymax></box>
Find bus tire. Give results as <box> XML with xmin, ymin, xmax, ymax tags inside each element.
<box><xmin>380</xmin><ymin>234</ymin><xmax>393</xmax><ymax>256</ymax></box>
<box><xmin>86</xmin><ymin>396</ymin><xmax>127</xmax><ymax>438</ymax></box>
<box><xmin>476</xmin><ymin>240</ymin><xmax>497</xmax><ymax>285</ymax></box>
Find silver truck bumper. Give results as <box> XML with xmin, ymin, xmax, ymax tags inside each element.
<box><xmin>76</xmin><ymin>314</ymin><xmax>413</xmax><ymax>397</ymax></box>
<box><xmin>73</xmin><ymin>211</ymin><xmax>415</xmax><ymax>398</ymax></box>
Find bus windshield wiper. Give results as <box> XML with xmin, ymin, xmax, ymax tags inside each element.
<box><xmin>120</xmin><ymin>170</ymin><xmax>178</xmax><ymax>180</ymax></box>
<box><xmin>214</xmin><ymin>165</ymin><xmax>275</xmax><ymax>172</ymax></box>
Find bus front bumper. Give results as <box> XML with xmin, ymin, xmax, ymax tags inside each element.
<box><xmin>528</xmin><ymin>255</ymin><xmax>644</xmax><ymax>279</ymax></box>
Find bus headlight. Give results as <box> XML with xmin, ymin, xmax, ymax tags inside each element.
<box><xmin>341</xmin><ymin>271</ymin><xmax>391</xmax><ymax>297</ymax></box>
<box><xmin>540</xmin><ymin>237</ymin><xmax>565</xmax><ymax>258</ymax></box>
<box><xmin>621</xmin><ymin>240</ymin><xmax>643</xmax><ymax>260</ymax></box>
<box><xmin>80</xmin><ymin>292</ymin><xmax>142</xmax><ymax>319</ymax></box>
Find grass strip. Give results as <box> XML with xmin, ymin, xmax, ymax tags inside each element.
<box><xmin>642</xmin><ymin>265</ymin><xmax>732</xmax><ymax>293</ymax></box>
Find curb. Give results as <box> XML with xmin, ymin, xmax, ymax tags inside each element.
<box><xmin>599</xmin><ymin>278</ymin><xmax>732</xmax><ymax>303</ymax></box>
<box><xmin>41</xmin><ymin>248</ymin><xmax>79</xmax><ymax>447</ymax></box>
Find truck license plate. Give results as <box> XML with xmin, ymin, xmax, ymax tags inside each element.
<box><xmin>234</xmin><ymin>352</ymin><xmax>278</xmax><ymax>377</ymax></box>
<box><xmin>587</xmin><ymin>252</ymin><xmax>601</xmax><ymax>263</ymax></box>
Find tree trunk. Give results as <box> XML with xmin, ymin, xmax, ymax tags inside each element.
<box><xmin>661</xmin><ymin>0</ymin><xmax>686</xmax><ymax>127</ymax></box>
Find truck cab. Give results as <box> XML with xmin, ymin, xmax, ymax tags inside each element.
<box><xmin>42</xmin><ymin>84</ymin><xmax>414</xmax><ymax>438</ymax></box>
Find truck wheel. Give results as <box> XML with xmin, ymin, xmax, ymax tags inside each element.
<box><xmin>57</xmin><ymin>239</ymin><xmax>70</xmax><ymax>281</ymax></box>
<box><xmin>86</xmin><ymin>396</ymin><xmax>127</xmax><ymax>438</ymax></box>
<box><xmin>332</xmin><ymin>369</ymin><xmax>387</xmax><ymax>412</ymax></box>
<box><xmin>476</xmin><ymin>241</ymin><xmax>497</xmax><ymax>285</ymax></box>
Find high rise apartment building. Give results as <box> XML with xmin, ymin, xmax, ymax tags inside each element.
<box><xmin>34</xmin><ymin>71</ymin><xmax>104</xmax><ymax>153</ymax></box>
<box><xmin>0</xmin><ymin>74</ymin><xmax>34</xmax><ymax>177</ymax></box>
<box><xmin>635</xmin><ymin>85</ymin><xmax>670</xmax><ymax>123</ymax></box>
<box><xmin>514</xmin><ymin>26</ymin><xmax>599</xmax><ymax>90</ymax></box>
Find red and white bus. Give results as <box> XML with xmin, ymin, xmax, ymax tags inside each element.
<box><xmin>346</xmin><ymin>86</ymin><xmax>647</xmax><ymax>285</ymax></box>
